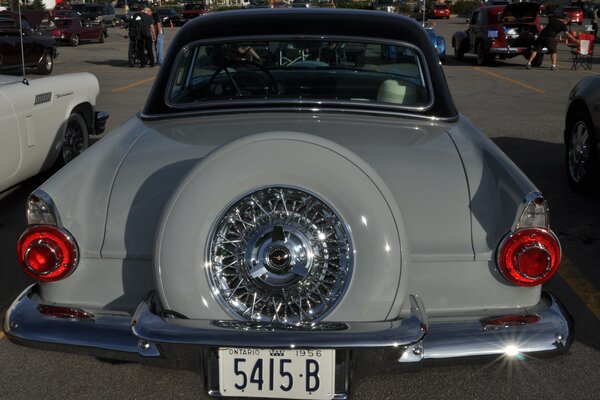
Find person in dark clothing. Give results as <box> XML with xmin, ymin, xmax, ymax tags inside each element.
<box><xmin>127</xmin><ymin>12</ymin><xmax>144</xmax><ymax>67</ymax></box>
<box><xmin>526</xmin><ymin>13</ymin><xmax>579</xmax><ymax>70</ymax></box>
<box><xmin>138</xmin><ymin>7</ymin><xmax>156</xmax><ymax>68</ymax></box>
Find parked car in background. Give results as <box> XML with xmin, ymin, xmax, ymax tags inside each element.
<box><xmin>273</xmin><ymin>0</ymin><xmax>290</xmax><ymax>7</ymax></box>
<box><xmin>156</xmin><ymin>7</ymin><xmax>181</xmax><ymax>27</ymax></box>
<box><xmin>180</xmin><ymin>3</ymin><xmax>209</xmax><ymax>24</ymax></box>
<box><xmin>0</xmin><ymin>72</ymin><xmax>107</xmax><ymax>192</ymax></box>
<box><xmin>317</xmin><ymin>0</ymin><xmax>336</xmax><ymax>7</ymax></box>
<box><xmin>564</xmin><ymin>75</ymin><xmax>600</xmax><ymax>193</ymax></box>
<box><xmin>0</xmin><ymin>11</ymin><xmax>57</xmax><ymax>75</ymax></box>
<box><xmin>4</xmin><ymin>9</ymin><xmax>572</xmax><ymax>400</ymax></box>
<box><xmin>72</xmin><ymin>3</ymin><xmax>116</xmax><ymax>27</ymax></box>
<box><xmin>429</xmin><ymin>4</ymin><xmax>451</xmax><ymax>19</ymax></box>
<box><xmin>425</xmin><ymin>24</ymin><xmax>446</xmax><ymax>61</ymax></box>
<box><xmin>46</xmin><ymin>18</ymin><xmax>108</xmax><ymax>46</ymax></box>
<box><xmin>558</xmin><ymin>5</ymin><xmax>584</xmax><ymax>25</ymax></box>
<box><xmin>246</xmin><ymin>0</ymin><xmax>271</xmax><ymax>8</ymax></box>
<box><xmin>372</xmin><ymin>0</ymin><xmax>397</xmax><ymax>12</ymax></box>
<box><xmin>452</xmin><ymin>2</ymin><xmax>543</xmax><ymax>66</ymax></box>
<box><xmin>292</xmin><ymin>0</ymin><xmax>312</xmax><ymax>7</ymax></box>
<box><xmin>52</xmin><ymin>10</ymin><xmax>83</xmax><ymax>20</ymax></box>
<box><xmin>579</xmin><ymin>1</ymin><xmax>596</xmax><ymax>18</ymax></box>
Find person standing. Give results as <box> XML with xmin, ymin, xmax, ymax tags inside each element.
<box><xmin>152</xmin><ymin>7</ymin><xmax>165</xmax><ymax>66</ymax></box>
<box><xmin>526</xmin><ymin>11</ymin><xmax>579</xmax><ymax>70</ymax></box>
<box><xmin>138</xmin><ymin>7</ymin><xmax>156</xmax><ymax>68</ymax></box>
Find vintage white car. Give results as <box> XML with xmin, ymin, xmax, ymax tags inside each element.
<box><xmin>4</xmin><ymin>9</ymin><xmax>571</xmax><ymax>400</ymax></box>
<box><xmin>0</xmin><ymin>73</ymin><xmax>107</xmax><ymax>193</ymax></box>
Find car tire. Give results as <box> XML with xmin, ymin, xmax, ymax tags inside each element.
<box><xmin>531</xmin><ymin>53</ymin><xmax>544</xmax><ymax>67</ymax></box>
<box><xmin>566</xmin><ymin>108</ymin><xmax>598</xmax><ymax>193</ymax></box>
<box><xmin>70</xmin><ymin>34</ymin><xmax>80</xmax><ymax>47</ymax></box>
<box><xmin>99</xmin><ymin>32</ymin><xmax>105</xmax><ymax>43</ymax></box>
<box><xmin>476</xmin><ymin>41</ymin><xmax>491</xmax><ymax>66</ymax></box>
<box><xmin>61</xmin><ymin>112</ymin><xmax>89</xmax><ymax>165</ymax></box>
<box><xmin>36</xmin><ymin>50</ymin><xmax>53</xmax><ymax>75</ymax></box>
<box><xmin>453</xmin><ymin>40</ymin><xmax>464</xmax><ymax>61</ymax></box>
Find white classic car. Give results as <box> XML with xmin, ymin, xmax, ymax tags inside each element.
<box><xmin>0</xmin><ymin>73</ymin><xmax>107</xmax><ymax>193</ymax></box>
<box><xmin>4</xmin><ymin>9</ymin><xmax>571</xmax><ymax>400</ymax></box>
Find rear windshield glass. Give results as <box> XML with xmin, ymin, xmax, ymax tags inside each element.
<box><xmin>168</xmin><ymin>38</ymin><xmax>430</xmax><ymax>109</ymax></box>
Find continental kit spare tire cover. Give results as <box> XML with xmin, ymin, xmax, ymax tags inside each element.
<box><xmin>155</xmin><ymin>132</ymin><xmax>410</xmax><ymax>323</ymax></box>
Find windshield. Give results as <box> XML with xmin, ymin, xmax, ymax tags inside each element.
<box><xmin>168</xmin><ymin>38</ymin><xmax>430</xmax><ymax>110</ymax></box>
<box><xmin>54</xmin><ymin>19</ymin><xmax>73</xmax><ymax>27</ymax></box>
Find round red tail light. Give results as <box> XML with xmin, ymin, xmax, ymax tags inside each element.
<box><xmin>497</xmin><ymin>228</ymin><xmax>561</xmax><ymax>286</ymax></box>
<box><xmin>17</xmin><ymin>225</ymin><xmax>78</xmax><ymax>282</ymax></box>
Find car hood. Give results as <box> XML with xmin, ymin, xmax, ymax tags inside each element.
<box><xmin>0</xmin><ymin>75</ymin><xmax>22</xmax><ymax>85</ymax></box>
<box><xmin>40</xmin><ymin>112</ymin><xmax>533</xmax><ymax>263</ymax></box>
<box><xmin>502</xmin><ymin>2</ymin><xmax>540</xmax><ymax>22</ymax></box>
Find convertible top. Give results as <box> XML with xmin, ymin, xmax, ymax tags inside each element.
<box><xmin>143</xmin><ymin>9</ymin><xmax>457</xmax><ymax>119</ymax></box>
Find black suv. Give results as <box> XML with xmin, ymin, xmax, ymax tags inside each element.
<box><xmin>72</xmin><ymin>3</ymin><xmax>116</xmax><ymax>26</ymax></box>
<box><xmin>0</xmin><ymin>11</ymin><xmax>57</xmax><ymax>75</ymax></box>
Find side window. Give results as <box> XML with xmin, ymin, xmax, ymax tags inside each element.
<box><xmin>20</xmin><ymin>17</ymin><xmax>32</xmax><ymax>30</ymax></box>
<box><xmin>477</xmin><ymin>11</ymin><xmax>484</xmax><ymax>26</ymax></box>
<box><xmin>470</xmin><ymin>11</ymin><xmax>478</xmax><ymax>25</ymax></box>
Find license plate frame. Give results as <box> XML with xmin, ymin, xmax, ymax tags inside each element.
<box><xmin>218</xmin><ymin>347</ymin><xmax>336</xmax><ymax>399</ymax></box>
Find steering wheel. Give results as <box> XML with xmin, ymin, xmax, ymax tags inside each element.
<box><xmin>207</xmin><ymin>60</ymin><xmax>279</xmax><ymax>99</ymax></box>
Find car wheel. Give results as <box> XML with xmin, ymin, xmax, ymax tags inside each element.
<box><xmin>99</xmin><ymin>32</ymin><xmax>105</xmax><ymax>43</ymax></box>
<box><xmin>36</xmin><ymin>51</ymin><xmax>53</xmax><ymax>75</ymax></box>
<box><xmin>476</xmin><ymin>41</ymin><xmax>491</xmax><ymax>66</ymax></box>
<box><xmin>566</xmin><ymin>109</ymin><xmax>598</xmax><ymax>193</ymax></box>
<box><xmin>453</xmin><ymin>40</ymin><xmax>464</xmax><ymax>61</ymax></box>
<box><xmin>61</xmin><ymin>112</ymin><xmax>89</xmax><ymax>164</ymax></box>
<box><xmin>70</xmin><ymin>34</ymin><xmax>80</xmax><ymax>47</ymax></box>
<box><xmin>531</xmin><ymin>53</ymin><xmax>544</xmax><ymax>67</ymax></box>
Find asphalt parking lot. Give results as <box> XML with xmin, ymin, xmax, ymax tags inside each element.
<box><xmin>1</xmin><ymin>14</ymin><xmax>600</xmax><ymax>399</ymax></box>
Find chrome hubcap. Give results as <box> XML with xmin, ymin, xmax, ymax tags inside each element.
<box><xmin>208</xmin><ymin>187</ymin><xmax>352</xmax><ymax>325</ymax></box>
<box><xmin>569</xmin><ymin>121</ymin><xmax>590</xmax><ymax>183</ymax></box>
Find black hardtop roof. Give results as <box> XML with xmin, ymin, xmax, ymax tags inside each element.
<box><xmin>172</xmin><ymin>9</ymin><xmax>429</xmax><ymax>44</ymax></box>
<box><xmin>144</xmin><ymin>9</ymin><xmax>457</xmax><ymax>119</ymax></box>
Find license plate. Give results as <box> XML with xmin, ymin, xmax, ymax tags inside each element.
<box><xmin>218</xmin><ymin>348</ymin><xmax>335</xmax><ymax>399</ymax></box>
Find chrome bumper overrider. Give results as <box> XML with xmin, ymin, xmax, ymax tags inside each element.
<box><xmin>490</xmin><ymin>47</ymin><xmax>527</xmax><ymax>54</ymax></box>
<box><xmin>4</xmin><ymin>284</ymin><xmax>572</xmax><ymax>363</ymax></box>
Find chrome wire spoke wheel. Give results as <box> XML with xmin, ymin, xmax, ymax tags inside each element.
<box><xmin>207</xmin><ymin>187</ymin><xmax>353</xmax><ymax>325</ymax></box>
<box><xmin>569</xmin><ymin>121</ymin><xmax>590</xmax><ymax>183</ymax></box>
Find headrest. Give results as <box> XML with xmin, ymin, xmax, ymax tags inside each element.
<box><xmin>377</xmin><ymin>79</ymin><xmax>407</xmax><ymax>104</ymax></box>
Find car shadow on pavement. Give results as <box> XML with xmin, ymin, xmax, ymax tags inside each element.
<box><xmin>492</xmin><ymin>136</ymin><xmax>600</xmax><ymax>351</ymax></box>
<box><xmin>85</xmin><ymin>59</ymin><xmax>134</xmax><ymax>68</ymax></box>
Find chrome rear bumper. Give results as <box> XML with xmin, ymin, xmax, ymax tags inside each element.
<box><xmin>4</xmin><ymin>284</ymin><xmax>572</xmax><ymax>364</ymax></box>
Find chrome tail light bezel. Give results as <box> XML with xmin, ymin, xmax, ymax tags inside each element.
<box><xmin>496</xmin><ymin>192</ymin><xmax>562</xmax><ymax>287</ymax></box>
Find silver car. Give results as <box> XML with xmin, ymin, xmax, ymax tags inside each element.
<box><xmin>565</xmin><ymin>75</ymin><xmax>600</xmax><ymax>193</ymax></box>
<box><xmin>4</xmin><ymin>9</ymin><xmax>571</xmax><ymax>400</ymax></box>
